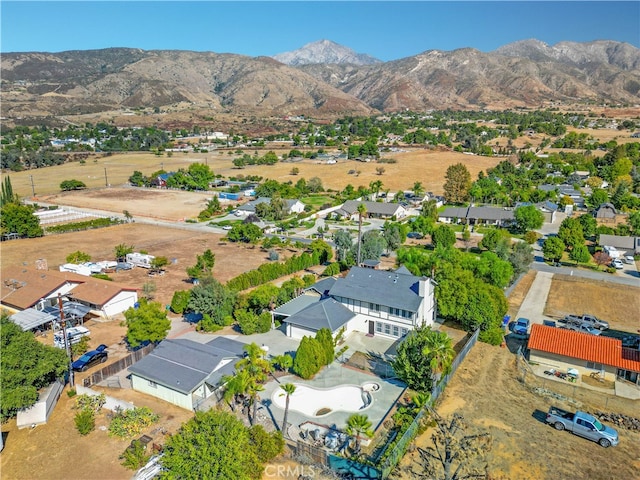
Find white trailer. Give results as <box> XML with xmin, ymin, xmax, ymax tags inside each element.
<box><xmin>126</xmin><ymin>252</ymin><xmax>155</xmax><ymax>269</ymax></box>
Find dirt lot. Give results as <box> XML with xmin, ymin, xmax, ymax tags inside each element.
<box><xmin>0</xmin><ymin>385</ymin><xmax>193</xmax><ymax>480</ymax></box>
<box><xmin>1</xmin><ymin>223</ymin><xmax>299</xmax><ymax>306</ymax></box>
<box><xmin>545</xmin><ymin>275</ymin><xmax>640</xmax><ymax>333</ymax></box>
<box><xmin>395</xmin><ymin>272</ymin><xmax>640</xmax><ymax>480</ymax></box>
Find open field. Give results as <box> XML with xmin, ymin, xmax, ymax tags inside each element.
<box><xmin>1</xmin><ymin>223</ymin><xmax>297</xmax><ymax>306</ymax></box>
<box><xmin>545</xmin><ymin>275</ymin><xmax>640</xmax><ymax>333</ymax></box>
<box><xmin>8</xmin><ymin>148</ymin><xmax>502</xmax><ymax>200</ymax></box>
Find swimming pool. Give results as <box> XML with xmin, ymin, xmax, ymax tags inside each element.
<box><xmin>272</xmin><ymin>383</ymin><xmax>378</xmax><ymax>417</ymax></box>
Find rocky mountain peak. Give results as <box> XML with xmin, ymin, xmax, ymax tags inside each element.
<box><xmin>272</xmin><ymin>39</ymin><xmax>381</xmax><ymax>66</ymax></box>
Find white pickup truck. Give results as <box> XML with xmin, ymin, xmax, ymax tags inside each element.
<box><xmin>545</xmin><ymin>407</ymin><xmax>619</xmax><ymax>448</ymax></box>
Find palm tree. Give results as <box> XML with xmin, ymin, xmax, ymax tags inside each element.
<box><xmin>422</xmin><ymin>330</ymin><xmax>455</xmax><ymax>387</ymax></box>
<box><xmin>237</xmin><ymin>343</ymin><xmax>271</xmax><ymax>382</ymax></box>
<box><xmin>248</xmin><ymin>380</ymin><xmax>265</xmax><ymax>426</ymax></box>
<box><xmin>222</xmin><ymin>369</ymin><xmax>251</xmax><ymax>412</ymax></box>
<box><xmin>345</xmin><ymin>414</ymin><xmax>374</xmax><ymax>455</ymax></box>
<box><xmin>369</xmin><ymin>180</ymin><xmax>383</xmax><ymax>199</ymax></box>
<box><xmin>412</xmin><ymin>181</ymin><xmax>424</xmax><ymax>199</ymax></box>
<box><xmin>280</xmin><ymin>383</ymin><xmax>296</xmax><ymax>436</ymax></box>
<box><xmin>356</xmin><ymin>203</ymin><xmax>367</xmax><ymax>266</ymax></box>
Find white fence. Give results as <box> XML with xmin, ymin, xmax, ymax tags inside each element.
<box><xmin>35</xmin><ymin>208</ymin><xmax>107</xmax><ymax>225</ymax></box>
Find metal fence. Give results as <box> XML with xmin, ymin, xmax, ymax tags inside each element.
<box><xmin>82</xmin><ymin>343</ymin><xmax>155</xmax><ymax>387</ymax></box>
<box><xmin>311</xmin><ymin>329</ymin><xmax>481</xmax><ymax>479</ymax></box>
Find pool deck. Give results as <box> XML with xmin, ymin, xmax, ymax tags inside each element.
<box><xmin>260</xmin><ymin>361</ymin><xmax>406</xmax><ymax>439</ymax></box>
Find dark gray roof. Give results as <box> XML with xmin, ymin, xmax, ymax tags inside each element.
<box><xmin>274</xmin><ymin>294</ymin><xmax>322</xmax><ymax>317</ymax></box>
<box><xmin>10</xmin><ymin>308</ymin><xmax>57</xmax><ymax>331</ymax></box>
<box><xmin>394</xmin><ymin>265</ymin><xmax>413</xmax><ymax>275</ymax></box>
<box><xmin>329</xmin><ymin>266</ymin><xmax>426</xmax><ymax>311</ymax></box>
<box><xmin>306</xmin><ymin>277</ymin><xmax>336</xmax><ymax>296</ymax></box>
<box><xmin>598</xmin><ymin>234</ymin><xmax>637</xmax><ymax>250</ymax></box>
<box><xmin>285</xmin><ymin>298</ymin><xmax>354</xmax><ymax>332</ymax></box>
<box><xmin>206</xmin><ymin>336</ymin><xmax>247</xmax><ymax>356</ymax></box>
<box><xmin>439</xmin><ymin>206</ymin><xmax>514</xmax><ymax>221</ymax></box>
<box><xmin>128</xmin><ymin>338</ymin><xmax>243</xmax><ymax>394</ymax></box>
<box><xmin>362</xmin><ymin>259</ymin><xmax>381</xmax><ymax>267</ymax></box>
<box><xmin>339</xmin><ymin>200</ymin><xmax>404</xmax><ymax>217</ymax></box>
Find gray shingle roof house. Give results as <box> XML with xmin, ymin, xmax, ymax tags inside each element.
<box><xmin>335</xmin><ymin>200</ymin><xmax>407</xmax><ymax>220</ymax></box>
<box><xmin>128</xmin><ymin>337</ymin><xmax>246</xmax><ymax>410</ymax></box>
<box><xmin>598</xmin><ymin>234</ymin><xmax>640</xmax><ymax>255</ymax></box>
<box><xmin>438</xmin><ymin>206</ymin><xmax>515</xmax><ymax>227</ymax></box>
<box><xmin>276</xmin><ymin>266</ymin><xmax>435</xmax><ymax>340</ymax></box>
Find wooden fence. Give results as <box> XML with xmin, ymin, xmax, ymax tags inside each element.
<box><xmin>82</xmin><ymin>343</ymin><xmax>155</xmax><ymax>387</ymax></box>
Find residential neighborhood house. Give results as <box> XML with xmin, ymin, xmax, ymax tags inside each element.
<box><xmin>598</xmin><ymin>234</ymin><xmax>640</xmax><ymax>256</ymax></box>
<box><xmin>236</xmin><ymin>197</ymin><xmax>305</xmax><ymax>216</ymax></box>
<box><xmin>438</xmin><ymin>206</ymin><xmax>515</xmax><ymax>228</ymax></box>
<box><xmin>528</xmin><ymin>325</ymin><xmax>640</xmax><ymax>387</ymax></box>
<box><xmin>128</xmin><ymin>337</ymin><xmax>246</xmax><ymax>410</ymax></box>
<box><xmin>335</xmin><ymin>200</ymin><xmax>408</xmax><ymax>220</ymax></box>
<box><xmin>273</xmin><ymin>265</ymin><xmax>435</xmax><ymax>340</ymax></box>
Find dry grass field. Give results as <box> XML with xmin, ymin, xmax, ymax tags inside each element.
<box><xmin>7</xmin><ymin>147</ymin><xmax>502</xmax><ymax>200</ymax></box>
<box><xmin>1</xmin><ymin>223</ymin><xmax>300</xmax><ymax>306</ymax></box>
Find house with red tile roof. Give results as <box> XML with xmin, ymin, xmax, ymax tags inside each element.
<box><xmin>528</xmin><ymin>324</ymin><xmax>640</xmax><ymax>385</ymax></box>
<box><xmin>1</xmin><ymin>266</ymin><xmax>138</xmax><ymax>320</ymax></box>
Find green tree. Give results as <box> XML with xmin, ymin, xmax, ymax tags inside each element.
<box><xmin>333</xmin><ymin>229</ymin><xmax>354</xmax><ymax>263</ymax></box>
<box><xmin>227</xmin><ymin>223</ymin><xmax>263</xmax><ymax>243</ymax></box>
<box><xmin>279</xmin><ymin>383</ymin><xmax>296</xmax><ymax>437</ymax></box>
<box><xmin>60</xmin><ymin>179</ymin><xmax>87</xmax><ymax>191</ymax></box>
<box><xmin>577</xmin><ymin>214</ymin><xmax>597</xmax><ymax>239</ymax></box>
<box><xmin>271</xmin><ymin>354</ymin><xmax>293</xmax><ymax>372</ymax></box>
<box><xmin>114</xmin><ymin>243</ymin><xmax>134</xmax><ymax>262</ymax></box>
<box><xmin>432</xmin><ymin>225</ymin><xmax>456</xmax><ymax>249</ymax></box>
<box><xmin>248</xmin><ymin>425</ymin><xmax>284</xmax><ymax>463</ymax></box>
<box><xmin>345</xmin><ymin>414</ymin><xmax>374</xmax><ymax>455</ymax></box>
<box><xmin>0</xmin><ymin>176</ymin><xmax>18</xmax><ymax>206</ymax></box>
<box><xmin>353</xmin><ymin>230</ymin><xmax>387</xmax><ymax>261</ymax></box>
<box><xmin>160</xmin><ymin>410</ymin><xmax>264</xmax><ymax>480</ymax></box>
<box><xmin>150</xmin><ymin>256</ymin><xmax>169</xmax><ymax>274</ymax></box>
<box><xmin>513</xmin><ymin>205</ymin><xmax>544</xmax><ymax>233</ymax></box>
<box><xmin>170</xmin><ymin>290</ymin><xmax>190</xmax><ymax>314</ymax></box>
<box><xmin>186</xmin><ymin>249</ymin><xmax>216</xmax><ymax>280</ymax></box>
<box><xmin>443</xmin><ymin>163</ymin><xmax>471</xmax><ymax>204</ymax></box>
<box><xmin>508</xmin><ymin>241</ymin><xmax>533</xmax><ymax>275</ymax></box>
<box><xmin>188</xmin><ymin>277</ymin><xmax>237</xmax><ymax>330</ymax></box>
<box><xmin>628</xmin><ymin>211</ymin><xmax>640</xmax><ymax>234</ymax></box>
<box><xmin>421</xmin><ymin>199</ymin><xmax>438</xmax><ymax>222</ymax></box>
<box><xmin>558</xmin><ymin>217</ymin><xmax>584</xmax><ymax>250</ymax></box>
<box><xmin>478</xmin><ymin>228</ymin><xmax>510</xmax><ymax>252</ymax></box>
<box><xmin>392</xmin><ymin>326</ymin><xmax>454</xmax><ymax>393</ymax></box>
<box><xmin>569</xmin><ymin>243</ymin><xmax>591</xmax><ymax>264</ymax></box>
<box><xmin>0</xmin><ymin>316</ymin><xmax>69</xmax><ymax>419</ymax></box>
<box><xmin>0</xmin><ymin>203</ymin><xmax>43</xmax><ymax>238</ymax></box>
<box><xmin>588</xmin><ymin>189</ymin><xmax>609</xmax><ymax>209</ymax></box>
<box><xmin>315</xmin><ymin>328</ymin><xmax>335</xmax><ymax>366</ymax></box>
<box><xmin>187</xmin><ymin>162</ymin><xmax>214</xmax><ymax>190</ymax></box>
<box><xmin>124</xmin><ymin>298</ymin><xmax>171</xmax><ymax>348</ymax></box>
<box><xmin>382</xmin><ymin>223</ymin><xmax>403</xmax><ymax>253</ymax></box>
<box><xmin>293</xmin><ymin>336</ymin><xmax>324</xmax><ymax>379</ymax></box>
<box><xmin>356</xmin><ymin>203</ymin><xmax>367</xmax><ymax>265</ymax></box>
<box><xmin>542</xmin><ymin>236</ymin><xmax>565</xmax><ymax>263</ymax></box>
<box><xmin>66</xmin><ymin>250</ymin><xmax>91</xmax><ymax>264</ymax></box>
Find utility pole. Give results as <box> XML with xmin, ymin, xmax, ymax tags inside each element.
<box><xmin>29</xmin><ymin>175</ymin><xmax>36</xmax><ymax>197</ymax></box>
<box><xmin>104</xmin><ymin>167</ymin><xmax>109</xmax><ymax>187</ymax></box>
<box><xmin>58</xmin><ymin>294</ymin><xmax>74</xmax><ymax>388</ymax></box>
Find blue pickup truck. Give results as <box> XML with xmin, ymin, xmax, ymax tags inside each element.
<box><xmin>545</xmin><ymin>407</ymin><xmax>619</xmax><ymax>448</ymax></box>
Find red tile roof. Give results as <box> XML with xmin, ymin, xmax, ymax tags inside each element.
<box><xmin>529</xmin><ymin>324</ymin><xmax>640</xmax><ymax>372</ymax></box>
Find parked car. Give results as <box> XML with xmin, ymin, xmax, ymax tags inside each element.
<box><xmin>563</xmin><ymin>322</ymin><xmax>601</xmax><ymax>336</ymax></box>
<box><xmin>611</xmin><ymin>259</ymin><xmax>624</xmax><ymax>269</ymax></box>
<box><xmin>543</xmin><ymin>319</ymin><xmax>557</xmax><ymax>327</ymax></box>
<box><xmin>407</xmin><ymin>232</ymin><xmax>423</xmax><ymax>239</ymax></box>
<box><xmin>71</xmin><ymin>344</ymin><xmax>108</xmax><ymax>372</ymax></box>
<box><xmin>560</xmin><ymin>314</ymin><xmax>608</xmax><ymax>330</ymax></box>
<box><xmin>623</xmin><ymin>255</ymin><xmax>635</xmax><ymax>265</ymax></box>
<box><xmin>545</xmin><ymin>406</ymin><xmax>618</xmax><ymax>447</ymax></box>
<box><xmin>222</xmin><ymin>225</ymin><xmax>233</xmax><ymax>230</ymax></box>
<box><xmin>513</xmin><ymin>317</ymin><xmax>530</xmax><ymax>335</ymax></box>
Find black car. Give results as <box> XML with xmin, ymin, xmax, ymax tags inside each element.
<box><xmin>72</xmin><ymin>344</ymin><xmax>108</xmax><ymax>372</ymax></box>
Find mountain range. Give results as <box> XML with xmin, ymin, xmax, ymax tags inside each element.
<box><xmin>1</xmin><ymin>39</ymin><xmax>639</xmax><ymax>126</ymax></box>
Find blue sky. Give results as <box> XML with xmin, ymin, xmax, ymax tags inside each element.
<box><xmin>2</xmin><ymin>2</ymin><xmax>638</xmax><ymax>60</ymax></box>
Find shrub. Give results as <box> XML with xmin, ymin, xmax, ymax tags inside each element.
<box><xmin>170</xmin><ymin>290</ymin><xmax>190</xmax><ymax>314</ymax></box>
<box><xmin>71</xmin><ymin>335</ymin><xmax>91</xmax><ymax>356</ymax></box>
<box><xmin>479</xmin><ymin>326</ymin><xmax>505</xmax><ymax>346</ymax></box>
<box><xmin>108</xmin><ymin>407</ymin><xmax>159</xmax><ymax>439</ymax></box>
<box><xmin>293</xmin><ymin>336</ymin><xmax>324</xmax><ymax>379</ymax></box>
<box><xmin>75</xmin><ymin>409</ymin><xmax>95</xmax><ymax>435</ymax></box>
<box><xmin>67</xmin><ymin>389</ymin><xmax>77</xmax><ymax>398</ymax></box>
<box><xmin>248</xmin><ymin>426</ymin><xmax>284</xmax><ymax>463</ymax></box>
<box><xmin>91</xmin><ymin>273</ymin><xmax>112</xmax><ymax>281</ymax></box>
<box><xmin>523</xmin><ymin>231</ymin><xmax>539</xmax><ymax>244</ymax></box>
<box><xmin>268</xmin><ymin>250</ymin><xmax>280</xmax><ymax>261</ymax></box>
<box><xmin>120</xmin><ymin>440</ymin><xmax>151</xmax><ymax>470</ymax></box>
<box><xmin>322</xmin><ymin>262</ymin><xmax>340</xmax><ymax>276</ymax></box>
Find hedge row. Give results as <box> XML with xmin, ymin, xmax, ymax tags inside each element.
<box><xmin>45</xmin><ymin>217</ymin><xmax>123</xmax><ymax>234</ymax></box>
<box><xmin>226</xmin><ymin>251</ymin><xmax>321</xmax><ymax>291</ymax></box>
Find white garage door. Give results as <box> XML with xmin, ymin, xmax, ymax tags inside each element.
<box><xmin>288</xmin><ymin>324</ymin><xmax>316</xmax><ymax>340</ymax></box>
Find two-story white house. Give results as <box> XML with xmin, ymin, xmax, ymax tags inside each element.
<box><xmin>275</xmin><ymin>266</ymin><xmax>435</xmax><ymax>340</ymax></box>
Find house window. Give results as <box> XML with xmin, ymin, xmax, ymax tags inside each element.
<box><xmin>586</xmin><ymin>361</ymin><xmax>603</xmax><ymax>370</ymax></box>
<box><xmin>401</xmin><ymin>328</ymin><xmax>408</xmax><ymax>337</ymax></box>
<box><xmin>376</xmin><ymin>322</ymin><xmax>382</xmax><ymax>333</ymax></box>
<box><xmin>369</xmin><ymin>303</ymin><xmax>380</xmax><ymax>312</ymax></box>
<box><xmin>392</xmin><ymin>325</ymin><xmax>399</xmax><ymax>337</ymax></box>
<box><xmin>148</xmin><ymin>380</ymin><xmax>157</xmax><ymax>388</ymax></box>
<box><xmin>384</xmin><ymin>323</ymin><xmax>391</xmax><ymax>335</ymax></box>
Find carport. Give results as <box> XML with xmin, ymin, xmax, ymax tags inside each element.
<box><xmin>10</xmin><ymin>308</ymin><xmax>57</xmax><ymax>332</ymax></box>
